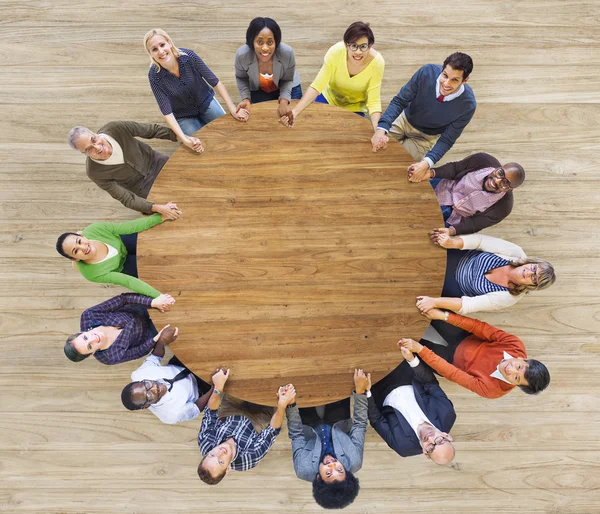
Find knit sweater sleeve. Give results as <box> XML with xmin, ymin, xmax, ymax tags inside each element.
<box><xmin>447</xmin><ymin>313</ymin><xmax>525</xmax><ymax>347</ymax></box>
<box><xmin>377</xmin><ymin>65</ymin><xmax>423</xmax><ymax>132</ymax></box>
<box><xmin>95</xmin><ymin>214</ymin><xmax>164</xmax><ymax>236</ymax></box>
<box><xmin>424</xmin><ymin>104</ymin><xmax>476</xmax><ymax>165</ymax></box>
<box><xmin>419</xmin><ymin>347</ymin><xmax>504</xmax><ymax>398</ymax></box>
<box><xmin>92</xmin><ymin>270</ymin><xmax>161</xmax><ymax>298</ymax></box>
<box><xmin>460</xmin><ymin>234</ymin><xmax>527</xmax><ymax>260</ymax></box>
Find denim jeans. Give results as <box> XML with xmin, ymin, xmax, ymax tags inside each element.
<box><xmin>177</xmin><ymin>96</ymin><xmax>227</xmax><ymax>136</ymax></box>
<box><xmin>314</xmin><ymin>93</ymin><xmax>365</xmax><ymax>117</ymax></box>
<box><xmin>250</xmin><ymin>84</ymin><xmax>303</xmax><ymax>103</ymax></box>
<box><xmin>120</xmin><ymin>233</ymin><xmax>138</xmax><ymax>278</ymax></box>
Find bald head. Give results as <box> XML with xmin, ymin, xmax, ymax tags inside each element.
<box><xmin>503</xmin><ymin>163</ymin><xmax>525</xmax><ymax>189</ymax></box>
<box><xmin>430</xmin><ymin>441</ymin><xmax>456</xmax><ymax>466</ymax></box>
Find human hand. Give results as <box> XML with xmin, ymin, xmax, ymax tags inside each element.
<box><xmin>279</xmin><ymin>109</ymin><xmax>296</xmax><ymax>128</ymax></box>
<box><xmin>183</xmin><ymin>136</ymin><xmax>204</xmax><ymax>153</ymax></box>
<box><xmin>277</xmin><ymin>99</ymin><xmax>292</xmax><ymax>119</ymax></box>
<box><xmin>156</xmin><ymin>324</ymin><xmax>179</xmax><ymax>345</ymax></box>
<box><xmin>429</xmin><ymin>228</ymin><xmax>460</xmax><ymax>248</ymax></box>
<box><xmin>397</xmin><ymin>338</ymin><xmax>423</xmax><ymax>354</ymax></box>
<box><xmin>399</xmin><ymin>345</ymin><xmax>415</xmax><ymax>362</ymax></box>
<box><xmin>371</xmin><ymin>130</ymin><xmax>388</xmax><ymax>152</ymax></box>
<box><xmin>421</xmin><ymin>308</ymin><xmax>447</xmax><ymax>321</ymax></box>
<box><xmin>212</xmin><ymin>368</ymin><xmax>230</xmax><ymax>390</ymax></box>
<box><xmin>155</xmin><ymin>202</ymin><xmax>182</xmax><ymax>221</ymax></box>
<box><xmin>151</xmin><ymin>294</ymin><xmax>176</xmax><ymax>312</ymax></box>
<box><xmin>407</xmin><ymin>160</ymin><xmax>431</xmax><ymax>183</ymax></box>
<box><xmin>233</xmin><ymin>107</ymin><xmax>249</xmax><ymax>122</ymax></box>
<box><xmin>416</xmin><ymin>295</ymin><xmax>438</xmax><ymax>313</ymax></box>
<box><xmin>353</xmin><ymin>369</ymin><xmax>372</xmax><ymax>394</ymax></box>
<box><xmin>237</xmin><ymin>99</ymin><xmax>251</xmax><ymax>114</ymax></box>
<box><xmin>277</xmin><ymin>383</ymin><xmax>296</xmax><ymax>406</ymax></box>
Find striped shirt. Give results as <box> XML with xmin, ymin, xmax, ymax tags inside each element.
<box><xmin>456</xmin><ymin>251</ymin><xmax>510</xmax><ymax>296</ymax></box>
<box><xmin>198</xmin><ymin>408</ymin><xmax>280</xmax><ymax>471</ymax></box>
<box><xmin>80</xmin><ymin>293</ymin><xmax>155</xmax><ymax>365</ymax></box>
<box><xmin>148</xmin><ymin>48</ymin><xmax>219</xmax><ymax>120</ymax></box>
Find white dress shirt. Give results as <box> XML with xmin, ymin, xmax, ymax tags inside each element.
<box><xmin>131</xmin><ymin>354</ymin><xmax>200</xmax><ymax>424</ymax></box>
<box><xmin>382</xmin><ymin>357</ymin><xmax>436</xmax><ymax>438</ymax></box>
<box><xmin>489</xmin><ymin>351</ymin><xmax>514</xmax><ymax>384</ymax></box>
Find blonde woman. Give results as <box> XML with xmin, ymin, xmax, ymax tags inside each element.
<box><xmin>144</xmin><ymin>29</ymin><xmax>248</xmax><ymax>153</ymax></box>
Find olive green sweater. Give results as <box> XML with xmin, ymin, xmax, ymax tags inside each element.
<box><xmin>77</xmin><ymin>214</ymin><xmax>163</xmax><ymax>298</ymax></box>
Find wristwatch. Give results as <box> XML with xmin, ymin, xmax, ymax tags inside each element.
<box><xmin>366</xmin><ymin>390</ymin><xmax>372</xmax><ymax>398</ymax></box>
<box><xmin>444</xmin><ymin>311</ymin><xmax>450</xmax><ymax>321</ymax></box>
<box><xmin>213</xmin><ymin>388</ymin><xmax>221</xmax><ymax>395</ymax></box>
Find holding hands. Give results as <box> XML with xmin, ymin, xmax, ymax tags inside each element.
<box><xmin>151</xmin><ymin>294</ymin><xmax>176</xmax><ymax>312</ymax></box>
<box><xmin>232</xmin><ymin>106</ymin><xmax>250</xmax><ymax>122</ymax></box>
<box><xmin>155</xmin><ymin>324</ymin><xmax>179</xmax><ymax>345</ymax></box>
<box><xmin>354</xmin><ymin>368</ymin><xmax>372</xmax><ymax>394</ymax></box>
<box><xmin>183</xmin><ymin>136</ymin><xmax>204</xmax><ymax>153</ymax></box>
<box><xmin>397</xmin><ymin>337</ymin><xmax>423</xmax><ymax>355</ymax></box>
<box><xmin>420</xmin><ymin>307</ymin><xmax>448</xmax><ymax>321</ymax></box>
<box><xmin>236</xmin><ymin>99</ymin><xmax>252</xmax><ymax>115</ymax></box>
<box><xmin>371</xmin><ymin>130</ymin><xmax>389</xmax><ymax>152</ymax></box>
<box><xmin>155</xmin><ymin>202</ymin><xmax>182</xmax><ymax>221</ymax></box>
<box><xmin>277</xmin><ymin>99</ymin><xmax>292</xmax><ymax>119</ymax></box>
<box><xmin>277</xmin><ymin>383</ymin><xmax>297</xmax><ymax>406</ymax></box>
<box><xmin>407</xmin><ymin>160</ymin><xmax>432</xmax><ymax>183</ymax></box>
<box><xmin>212</xmin><ymin>368</ymin><xmax>230</xmax><ymax>390</ymax></box>
<box><xmin>279</xmin><ymin>109</ymin><xmax>296</xmax><ymax>128</ymax></box>
<box><xmin>430</xmin><ymin>228</ymin><xmax>462</xmax><ymax>248</ymax></box>
<box><xmin>416</xmin><ymin>295</ymin><xmax>439</xmax><ymax>314</ymax></box>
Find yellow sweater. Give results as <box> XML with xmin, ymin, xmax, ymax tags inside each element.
<box><xmin>310</xmin><ymin>41</ymin><xmax>384</xmax><ymax>115</ymax></box>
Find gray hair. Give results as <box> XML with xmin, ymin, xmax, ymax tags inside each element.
<box><xmin>67</xmin><ymin>126</ymin><xmax>93</xmax><ymax>151</ymax></box>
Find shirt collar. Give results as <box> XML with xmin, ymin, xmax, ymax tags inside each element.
<box><xmin>490</xmin><ymin>351</ymin><xmax>514</xmax><ymax>384</ymax></box>
<box><xmin>436</xmin><ymin>74</ymin><xmax>465</xmax><ymax>102</ymax></box>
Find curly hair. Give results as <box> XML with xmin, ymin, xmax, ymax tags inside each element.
<box><xmin>312</xmin><ymin>470</ymin><xmax>360</xmax><ymax>509</ymax></box>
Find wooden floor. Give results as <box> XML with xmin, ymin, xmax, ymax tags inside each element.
<box><xmin>1</xmin><ymin>1</ymin><xmax>599</xmax><ymax>512</ymax></box>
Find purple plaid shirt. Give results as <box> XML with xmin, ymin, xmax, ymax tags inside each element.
<box><xmin>79</xmin><ymin>293</ymin><xmax>155</xmax><ymax>365</ymax></box>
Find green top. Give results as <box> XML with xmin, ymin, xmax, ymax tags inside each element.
<box><xmin>77</xmin><ymin>214</ymin><xmax>163</xmax><ymax>298</ymax></box>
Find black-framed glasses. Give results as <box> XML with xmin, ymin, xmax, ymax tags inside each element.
<box><xmin>494</xmin><ymin>167</ymin><xmax>513</xmax><ymax>190</ymax></box>
<box><xmin>531</xmin><ymin>263</ymin><xmax>539</xmax><ymax>287</ymax></box>
<box><xmin>141</xmin><ymin>380</ymin><xmax>155</xmax><ymax>407</ymax></box>
<box><xmin>424</xmin><ymin>435</ymin><xmax>450</xmax><ymax>455</ymax></box>
<box><xmin>347</xmin><ymin>43</ymin><xmax>370</xmax><ymax>52</ymax></box>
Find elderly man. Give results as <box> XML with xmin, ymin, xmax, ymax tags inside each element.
<box><xmin>67</xmin><ymin>121</ymin><xmax>186</xmax><ymax>218</ymax></box>
<box><xmin>120</xmin><ymin>330</ymin><xmax>213</xmax><ymax>424</ymax></box>
<box><xmin>426</xmin><ymin>152</ymin><xmax>525</xmax><ymax>236</ymax></box>
<box><xmin>368</xmin><ymin>346</ymin><xmax>456</xmax><ymax>466</ymax></box>
<box><xmin>197</xmin><ymin>369</ymin><xmax>296</xmax><ymax>485</ymax></box>
<box><xmin>286</xmin><ymin>370</ymin><xmax>370</xmax><ymax>510</ymax></box>
<box><xmin>371</xmin><ymin>52</ymin><xmax>476</xmax><ymax>182</ymax></box>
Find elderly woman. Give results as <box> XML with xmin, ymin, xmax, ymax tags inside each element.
<box><xmin>417</xmin><ymin>232</ymin><xmax>556</xmax><ymax>315</ymax></box>
<box><xmin>64</xmin><ymin>293</ymin><xmax>177</xmax><ymax>365</ymax></box>
<box><xmin>399</xmin><ymin>309</ymin><xmax>550</xmax><ymax>399</ymax></box>
<box><xmin>144</xmin><ymin>28</ymin><xmax>248</xmax><ymax>153</ymax></box>
<box><xmin>235</xmin><ymin>17</ymin><xmax>302</xmax><ymax>119</ymax></box>
<box><xmin>280</xmin><ymin>21</ymin><xmax>384</xmax><ymax>131</ymax></box>
<box><xmin>56</xmin><ymin>213</ymin><xmax>171</xmax><ymax>298</ymax></box>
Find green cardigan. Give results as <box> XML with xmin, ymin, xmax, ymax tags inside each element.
<box><xmin>78</xmin><ymin>214</ymin><xmax>163</xmax><ymax>298</ymax></box>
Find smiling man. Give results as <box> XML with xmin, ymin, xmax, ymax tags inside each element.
<box><xmin>197</xmin><ymin>369</ymin><xmax>296</xmax><ymax>485</ymax></box>
<box><xmin>367</xmin><ymin>348</ymin><xmax>457</xmax><ymax>466</ymax></box>
<box><xmin>121</xmin><ymin>337</ymin><xmax>213</xmax><ymax>424</ymax></box>
<box><xmin>68</xmin><ymin>121</ymin><xmax>182</xmax><ymax>219</ymax></box>
<box><xmin>426</xmin><ymin>152</ymin><xmax>525</xmax><ymax>236</ymax></box>
<box><xmin>286</xmin><ymin>370</ymin><xmax>370</xmax><ymax>509</ymax></box>
<box><xmin>371</xmin><ymin>52</ymin><xmax>476</xmax><ymax>181</ymax></box>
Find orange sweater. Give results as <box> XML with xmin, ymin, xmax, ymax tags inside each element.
<box><xmin>419</xmin><ymin>313</ymin><xmax>526</xmax><ymax>399</ymax></box>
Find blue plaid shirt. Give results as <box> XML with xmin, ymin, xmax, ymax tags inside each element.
<box><xmin>79</xmin><ymin>293</ymin><xmax>154</xmax><ymax>365</ymax></box>
<box><xmin>148</xmin><ymin>48</ymin><xmax>219</xmax><ymax>120</ymax></box>
<box><xmin>198</xmin><ymin>407</ymin><xmax>280</xmax><ymax>471</ymax></box>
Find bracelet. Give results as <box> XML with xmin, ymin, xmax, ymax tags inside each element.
<box><xmin>444</xmin><ymin>311</ymin><xmax>449</xmax><ymax>321</ymax></box>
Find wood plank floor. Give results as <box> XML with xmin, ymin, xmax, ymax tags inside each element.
<box><xmin>1</xmin><ymin>1</ymin><xmax>599</xmax><ymax>512</ymax></box>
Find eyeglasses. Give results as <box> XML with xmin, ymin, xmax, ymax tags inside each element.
<box><xmin>494</xmin><ymin>167</ymin><xmax>513</xmax><ymax>190</ymax></box>
<box><xmin>530</xmin><ymin>263</ymin><xmax>539</xmax><ymax>287</ymax></box>
<box><xmin>141</xmin><ymin>380</ymin><xmax>156</xmax><ymax>407</ymax></box>
<box><xmin>424</xmin><ymin>435</ymin><xmax>450</xmax><ymax>455</ymax></box>
<box><xmin>84</xmin><ymin>135</ymin><xmax>101</xmax><ymax>156</ymax></box>
<box><xmin>347</xmin><ymin>43</ymin><xmax>370</xmax><ymax>52</ymax></box>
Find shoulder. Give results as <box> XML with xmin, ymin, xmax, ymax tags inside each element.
<box><xmin>420</xmin><ymin>63</ymin><xmax>441</xmax><ymax>78</ymax></box>
<box><xmin>461</xmin><ymin>84</ymin><xmax>477</xmax><ymax>106</ymax></box>
<box><xmin>99</xmin><ymin>121</ymin><xmax>127</xmax><ymax>139</ymax></box>
<box><xmin>276</xmin><ymin>42</ymin><xmax>295</xmax><ymax>58</ymax></box>
<box><xmin>325</xmin><ymin>41</ymin><xmax>346</xmax><ymax>60</ymax></box>
<box><xmin>236</xmin><ymin>44</ymin><xmax>254</xmax><ymax>62</ymax></box>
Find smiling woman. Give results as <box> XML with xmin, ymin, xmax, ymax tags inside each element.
<box><xmin>280</xmin><ymin>21</ymin><xmax>385</xmax><ymax>131</ymax></box>
<box><xmin>56</xmin><ymin>213</ymin><xmax>173</xmax><ymax>298</ymax></box>
<box><xmin>234</xmin><ymin>17</ymin><xmax>302</xmax><ymax>119</ymax></box>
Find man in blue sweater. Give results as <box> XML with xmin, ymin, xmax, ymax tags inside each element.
<box><xmin>371</xmin><ymin>53</ymin><xmax>476</xmax><ymax>182</ymax></box>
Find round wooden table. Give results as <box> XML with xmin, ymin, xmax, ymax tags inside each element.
<box><xmin>138</xmin><ymin>102</ymin><xmax>445</xmax><ymax>407</ymax></box>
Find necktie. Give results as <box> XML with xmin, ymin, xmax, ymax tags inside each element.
<box><xmin>437</xmin><ymin>94</ymin><xmax>445</xmax><ymax>103</ymax></box>
<box><xmin>165</xmin><ymin>368</ymin><xmax>192</xmax><ymax>392</ymax></box>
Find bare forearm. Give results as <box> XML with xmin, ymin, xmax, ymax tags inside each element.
<box><xmin>163</xmin><ymin>113</ymin><xmax>189</xmax><ymax>143</ymax></box>
<box><xmin>151</xmin><ymin>341</ymin><xmax>165</xmax><ymax>357</ymax></box>
<box><xmin>293</xmin><ymin>86</ymin><xmax>320</xmax><ymax>116</ymax></box>
<box><xmin>370</xmin><ymin>112</ymin><xmax>381</xmax><ymax>132</ymax></box>
<box><xmin>214</xmin><ymin>81</ymin><xmax>237</xmax><ymax>114</ymax></box>
<box><xmin>435</xmin><ymin>297</ymin><xmax>463</xmax><ymax>312</ymax></box>
<box><xmin>270</xmin><ymin>405</ymin><xmax>287</xmax><ymax>430</ymax></box>
<box><xmin>195</xmin><ymin>386</ymin><xmax>214</xmax><ymax>411</ymax></box>
<box><xmin>207</xmin><ymin>391</ymin><xmax>222</xmax><ymax>411</ymax></box>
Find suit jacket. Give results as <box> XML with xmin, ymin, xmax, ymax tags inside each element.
<box><xmin>433</xmin><ymin>152</ymin><xmax>514</xmax><ymax>235</ymax></box>
<box><xmin>368</xmin><ymin>361</ymin><xmax>456</xmax><ymax>457</ymax></box>
<box><xmin>235</xmin><ymin>43</ymin><xmax>300</xmax><ymax>102</ymax></box>
<box><xmin>286</xmin><ymin>393</ymin><xmax>368</xmax><ymax>482</ymax></box>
